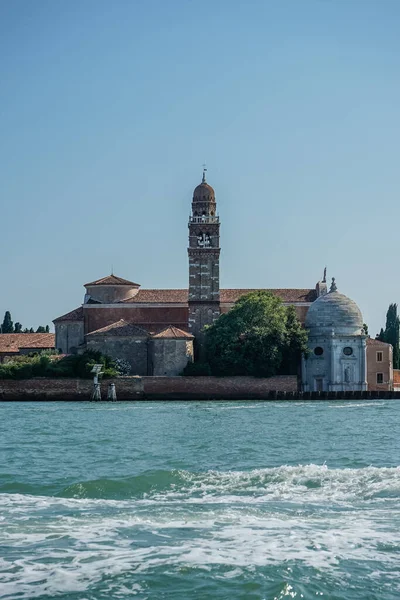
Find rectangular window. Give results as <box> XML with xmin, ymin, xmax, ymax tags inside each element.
<box><xmin>377</xmin><ymin>351</ymin><xmax>383</xmax><ymax>362</ymax></box>
<box><xmin>377</xmin><ymin>373</ymin><xmax>384</xmax><ymax>384</ymax></box>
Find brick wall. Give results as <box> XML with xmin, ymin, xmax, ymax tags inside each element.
<box><xmin>84</xmin><ymin>306</ymin><xmax>189</xmax><ymax>334</ymax></box>
<box><xmin>0</xmin><ymin>375</ymin><xmax>297</xmax><ymax>401</ymax></box>
<box><xmin>143</xmin><ymin>376</ymin><xmax>298</xmax><ymax>399</ymax></box>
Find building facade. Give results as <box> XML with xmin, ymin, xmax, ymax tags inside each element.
<box><xmin>54</xmin><ymin>172</ymin><xmax>320</xmax><ymax>375</ymax></box>
<box><xmin>366</xmin><ymin>338</ymin><xmax>393</xmax><ymax>391</ymax></box>
<box><xmin>302</xmin><ymin>278</ymin><xmax>368</xmax><ymax>392</ymax></box>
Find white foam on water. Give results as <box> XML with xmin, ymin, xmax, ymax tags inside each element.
<box><xmin>328</xmin><ymin>402</ymin><xmax>386</xmax><ymax>408</ymax></box>
<box><xmin>1</xmin><ymin>502</ymin><xmax>400</xmax><ymax>598</ymax></box>
<box><xmin>2</xmin><ymin>465</ymin><xmax>400</xmax><ymax>598</ymax></box>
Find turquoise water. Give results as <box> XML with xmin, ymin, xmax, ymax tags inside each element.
<box><xmin>1</xmin><ymin>401</ymin><xmax>400</xmax><ymax>599</ymax></box>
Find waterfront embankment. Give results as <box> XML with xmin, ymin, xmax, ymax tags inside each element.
<box><xmin>0</xmin><ymin>376</ymin><xmax>297</xmax><ymax>400</ymax></box>
<box><xmin>0</xmin><ymin>376</ymin><xmax>399</xmax><ymax>400</ymax></box>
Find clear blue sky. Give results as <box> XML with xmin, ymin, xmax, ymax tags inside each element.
<box><xmin>1</xmin><ymin>0</ymin><xmax>399</xmax><ymax>336</ymax></box>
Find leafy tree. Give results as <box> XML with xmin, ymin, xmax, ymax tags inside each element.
<box><xmin>362</xmin><ymin>323</ymin><xmax>369</xmax><ymax>336</ymax></box>
<box><xmin>29</xmin><ymin>328</ymin><xmax>34</xmax><ymax>333</ymax></box>
<box><xmin>280</xmin><ymin>305</ymin><xmax>309</xmax><ymax>375</ymax></box>
<box><xmin>205</xmin><ymin>291</ymin><xmax>308</xmax><ymax>377</ymax></box>
<box><xmin>183</xmin><ymin>361</ymin><xmax>212</xmax><ymax>376</ymax></box>
<box><xmin>1</xmin><ymin>311</ymin><xmax>13</xmax><ymax>333</ymax></box>
<box><xmin>14</xmin><ymin>322</ymin><xmax>22</xmax><ymax>333</ymax></box>
<box><xmin>45</xmin><ymin>325</ymin><xmax>50</xmax><ymax>333</ymax></box>
<box><xmin>36</xmin><ymin>326</ymin><xmax>46</xmax><ymax>333</ymax></box>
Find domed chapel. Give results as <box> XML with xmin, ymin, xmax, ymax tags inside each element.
<box><xmin>54</xmin><ymin>171</ymin><xmax>373</xmax><ymax>384</ymax></box>
<box><xmin>302</xmin><ymin>278</ymin><xmax>367</xmax><ymax>392</ymax></box>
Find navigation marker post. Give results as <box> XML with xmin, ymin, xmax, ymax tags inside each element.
<box><xmin>91</xmin><ymin>364</ymin><xmax>104</xmax><ymax>401</ymax></box>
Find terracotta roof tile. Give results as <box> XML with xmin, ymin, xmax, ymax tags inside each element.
<box><xmin>152</xmin><ymin>326</ymin><xmax>194</xmax><ymax>339</ymax></box>
<box><xmin>0</xmin><ymin>334</ymin><xmax>55</xmax><ymax>354</ymax></box>
<box><xmin>367</xmin><ymin>338</ymin><xmax>391</xmax><ymax>347</ymax></box>
<box><xmin>85</xmin><ymin>274</ymin><xmax>140</xmax><ymax>287</ymax></box>
<box><xmin>86</xmin><ymin>319</ymin><xmax>148</xmax><ymax>337</ymax></box>
<box><xmin>53</xmin><ymin>306</ymin><xmax>83</xmax><ymax>323</ymax></box>
<box><xmin>221</xmin><ymin>289</ymin><xmax>317</xmax><ymax>303</ymax></box>
<box><xmin>121</xmin><ymin>288</ymin><xmax>316</xmax><ymax>304</ymax></box>
<box><xmin>121</xmin><ymin>289</ymin><xmax>188</xmax><ymax>303</ymax></box>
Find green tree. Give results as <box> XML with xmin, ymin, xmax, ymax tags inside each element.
<box><xmin>377</xmin><ymin>327</ymin><xmax>385</xmax><ymax>341</ymax></box>
<box><xmin>205</xmin><ymin>291</ymin><xmax>308</xmax><ymax>377</ymax></box>
<box><xmin>14</xmin><ymin>322</ymin><xmax>22</xmax><ymax>333</ymax></box>
<box><xmin>362</xmin><ymin>323</ymin><xmax>369</xmax><ymax>336</ymax></box>
<box><xmin>36</xmin><ymin>326</ymin><xmax>46</xmax><ymax>333</ymax></box>
<box><xmin>384</xmin><ymin>304</ymin><xmax>400</xmax><ymax>369</ymax></box>
<box><xmin>45</xmin><ymin>325</ymin><xmax>50</xmax><ymax>333</ymax></box>
<box><xmin>1</xmin><ymin>311</ymin><xmax>13</xmax><ymax>333</ymax></box>
<box><xmin>280</xmin><ymin>305</ymin><xmax>309</xmax><ymax>375</ymax></box>
<box><xmin>29</xmin><ymin>328</ymin><xmax>34</xmax><ymax>333</ymax></box>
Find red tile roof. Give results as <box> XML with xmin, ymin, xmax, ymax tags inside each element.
<box><xmin>122</xmin><ymin>289</ymin><xmax>188</xmax><ymax>303</ymax></box>
<box><xmin>367</xmin><ymin>338</ymin><xmax>391</xmax><ymax>347</ymax></box>
<box><xmin>152</xmin><ymin>326</ymin><xmax>194</xmax><ymax>339</ymax></box>
<box><xmin>85</xmin><ymin>274</ymin><xmax>140</xmax><ymax>287</ymax></box>
<box><xmin>86</xmin><ymin>320</ymin><xmax>148</xmax><ymax>337</ymax></box>
<box><xmin>221</xmin><ymin>289</ymin><xmax>317</xmax><ymax>303</ymax></box>
<box><xmin>53</xmin><ymin>306</ymin><xmax>83</xmax><ymax>323</ymax></box>
<box><xmin>121</xmin><ymin>288</ymin><xmax>316</xmax><ymax>304</ymax></box>
<box><xmin>0</xmin><ymin>334</ymin><xmax>55</xmax><ymax>355</ymax></box>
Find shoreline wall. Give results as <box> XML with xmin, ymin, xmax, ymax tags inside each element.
<box><xmin>0</xmin><ymin>375</ymin><xmax>297</xmax><ymax>401</ymax></box>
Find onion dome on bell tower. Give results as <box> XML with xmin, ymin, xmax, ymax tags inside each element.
<box><xmin>191</xmin><ymin>168</ymin><xmax>217</xmax><ymax>218</ymax></box>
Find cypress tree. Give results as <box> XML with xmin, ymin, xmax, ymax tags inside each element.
<box><xmin>1</xmin><ymin>311</ymin><xmax>14</xmax><ymax>333</ymax></box>
<box><xmin>383</xmin><ymin>304</ymin><xmax>400</xmax><ymax>369</ymax></box>
<box><xmin>377</xmin><ymin>327</ymin><xmax>385</xmax><ymax>341</ymax></box>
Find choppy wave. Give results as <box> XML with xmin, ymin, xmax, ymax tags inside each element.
<box><xmin>2</xmin><ymin>465</ymin><xmax>400</xmax><ymax>599</ymax></box>
<box><xmin>3</xmin><ymin>464</ymin><xmax>400</xmax><ymax>503</ymax></box>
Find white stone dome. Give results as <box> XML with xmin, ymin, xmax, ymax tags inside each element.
<box><xmin>305</xmin><ymin>280</ymin><xmax>363</xmax><ymax>336</ymax></box>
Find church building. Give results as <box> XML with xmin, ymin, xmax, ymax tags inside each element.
<box><xmin>53</xmin><ymin>171</ymin><xmax>328</xmax><ymax>375</ymax></box>
<box><xmin>302</xmin><ymin>278</ymin><xmax>368</xmax><ymax>392</ymax></box>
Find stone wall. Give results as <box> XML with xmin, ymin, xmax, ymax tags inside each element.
<box><xmin>143</xmin><ymin>376</ymin><xmax>298</xmax><ymax>399</ymax></box>
<box><xmin>150</xmin><ymin>339</ymin><xmax>194</xmax><ymax>376</ymax></box>
<box><xmin>0</xmin><ymin>375</ymin><xmax>298</xmax><ymax>401</ymax></box>
<box><xmin>86</xmin><ymin>336</ymin><xmax>148</xmax><ymax>375</ymax></box>
<box><xmin>55</xmin><ymin>321</ymin><xmax>85</xmax><ymax>354</ymax></box>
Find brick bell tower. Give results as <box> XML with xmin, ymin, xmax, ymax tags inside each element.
<box><xmin>188</xmin><ymin>169</ymin><xmax>221</xmax><ymax>351</ymax></box>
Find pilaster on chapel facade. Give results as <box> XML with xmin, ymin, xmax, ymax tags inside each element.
<box><xmin>188</xmin><ymin>170</ymin><xmax>221</xmax><ymax>343</ymax></box>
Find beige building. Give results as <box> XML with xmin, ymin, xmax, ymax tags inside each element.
<box><xmin>366</xmin><ymin>338</ymin><xmax>393</xmax><ymax>391</ymax></box>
